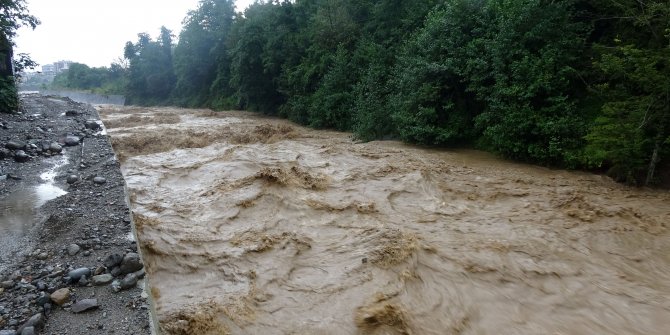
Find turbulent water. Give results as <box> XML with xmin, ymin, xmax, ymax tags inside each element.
<box><xmin>99</xmin><ymin>106</ymin><xmax>670</xmax><ymax>335</ymax></box>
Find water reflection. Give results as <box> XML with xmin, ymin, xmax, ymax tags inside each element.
<box><xmin>0</xmin><ymin>156</ymin><xmax>68</xmax><ymax>236</ymax></box>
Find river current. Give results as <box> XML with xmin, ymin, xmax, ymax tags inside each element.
<box><xmin>99</xmin><ymin>106</ymin><xmax>670</xmax><ymax>335</ymax></box>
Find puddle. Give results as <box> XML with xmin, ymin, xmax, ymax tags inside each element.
<box><xmin>0</xmin><ymin>155</ymin><xmax>68</xmax><ymax>236</ymax></box>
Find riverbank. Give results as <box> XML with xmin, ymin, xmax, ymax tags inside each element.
<box><xmin>0</xmin><ymin>94</ymin><xmax>151</xmax><ymax>335</ymax></box>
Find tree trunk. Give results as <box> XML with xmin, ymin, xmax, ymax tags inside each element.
<box><xmin>645</xmin><ymin>139</ymin><xmax>661</xmax><ymax>186</ymax></box>
<box><xmin>0</xmin><ymin>32</ymin><xmax>13</xmax><ymax>78</ymax></box>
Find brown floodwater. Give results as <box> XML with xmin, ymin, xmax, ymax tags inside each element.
<box><xmin>99</xmin><ymin>106</ymin><xmax>670</xmax><ymax>335</ymax></box>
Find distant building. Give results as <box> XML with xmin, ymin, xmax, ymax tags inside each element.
<box><xmin>41</xmin><ymin>60</ymin><xmax>72</xmax><ymax>75</ymax></box>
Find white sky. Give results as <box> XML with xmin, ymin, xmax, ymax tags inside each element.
<box><xmin>15</xmin><ymin>0</ymin><xmax>254</xmax><ymax>70</ymax></box>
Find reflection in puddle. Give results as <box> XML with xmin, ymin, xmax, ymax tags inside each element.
<box><xmin>0</xmin><ymin>155</ymin><xmax>68</xmax><ymax>236</ymax></box>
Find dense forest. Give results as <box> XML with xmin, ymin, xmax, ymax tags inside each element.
<box><xmin>51</xmin><ymin>0</ymin><xmax>670</xmax><ymax>185</ymax></box>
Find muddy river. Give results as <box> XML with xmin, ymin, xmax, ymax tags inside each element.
<box><xmin>98</xmin><ymin>106</ymin><xmax>670</xmax><ymax>335</ymax></box>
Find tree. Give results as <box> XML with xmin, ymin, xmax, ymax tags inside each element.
<box><xmin>0</xmin><ymin>0</ymin><xmax>39</xmax><ymax>113</ymax></box>
<box><xmin>124</xmin><ymin>27</ymin><xmax>176</xmax><ymax>104</ymax></box>
<box><xmin>585</xmin><ymin>1</ymin><xmax>670</xmax><ymax>185</ymax></box>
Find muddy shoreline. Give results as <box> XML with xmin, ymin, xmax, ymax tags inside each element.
<box><xmin>0</xmin><ymin>94</ymin><xmax>152</xmax><ymax>334</ymax></box>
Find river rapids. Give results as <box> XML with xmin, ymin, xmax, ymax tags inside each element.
<box><xmin>99</xmin><ymin>106</ymin><xmax>670</xmax><ymax>335</ymax></box>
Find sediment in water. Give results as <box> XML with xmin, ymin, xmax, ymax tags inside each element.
<box><xmin>100</xmin><ymin>106</ymin><xmax>670</xmax><ymax>335</ymax></box>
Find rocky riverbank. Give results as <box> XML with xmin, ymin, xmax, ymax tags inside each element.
<box><xmin>0</xmin><ymin>94</ymin><xmax>152</xmax><ymax>335</ymax></box>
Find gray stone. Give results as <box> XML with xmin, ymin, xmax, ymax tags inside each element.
<box><xmin>91</xmin><ymin>274</ymin><xmax>113</xmax><ymax>286</ymax></box>
<box><xmin>66</xmin><ymin>175</ymin><xmax>79</xmax><ymax>184</ymax></box>
<box><xmin>17</xmin><ymin>313</ymin><xmax>43</xmax><ymax>333</ymax></box>
<box><xmin>13</xmin><ymin>151</ymin><xmax>29</xmax><ymax>163</ymax></box>
<box><xmin>66</xmin><ymin>244</ymin><xmax>81</xmax><ymax>256</ymax></box>
<box><xmin>110</xmin><ymin>267</ymin><xmax>121</xmax><ymax>277</ymax></box>
<box><xmin>49</xmin><ymin>143</ymin><xmax>62</xmax><ymax>153</ymax></box>
<box><xmin>71</xmin><ymin>299</ymin><xmax>98</xmax><ymax>313</ymax></box>
<box><xmin>36</xmin><ymin>292</ymin><xmax>50</xmax><ymax>307</ymax></box>
<box><xmin>0</xmin><ymin>330</ymin><xmax>16</xmax><ymax>335</ymax></box>
<box><xmin>0</xmin><ymin>281</ymin><xmax>13</xmax><ymax>289</ymax></box>
<box><xmin>20</xmin><ymin>328</ymin><xmax>34</xmax><ymax>335</ymax></box>
<box><xmin>92</xmin><ymin>176</ymin><xmax>107</xmax><ymax>185</ymax></box>
<box><xmin>67</xmin><ymin>268</ymin><xmax>91</xmax><ymax>281</ymax></box>
<box><xmin>133</xmin><ymin>269</ymin><xmax>146</xmax><ymax>279</ymax></box>
<box><xmin>5</xmin><ymin>141</ymin><xmax>25</xmax><ymax>150</ymax></box>
<box><xmin>119</xmin><ymin>273</ymin><xmax>138</xmax><ymax>290</ymax></box>
<box><xmin>64</xmin><ymin>136</ymin><xmax>80</xmax><ymax>146</ymax></box>
<box><xmin>85</xmin><ymin>121</ymin><xmax>101</xmax><ymax>130</ymax></box>
<box><xmin>35</xmin><ymin>253</ymin><xmax>48</xmax><ymax>260</ymax></box>
<box><xmin>103</xmin><ymin>254</ymin><xmax>123</xmax><ymax>268</ymax></box>
<box><xmin>119</xmin><ymin>253</ymin><xmax>143</xmax><ymax>274</ymax></box>
<box><xmin>111</xmin><ymin>280</ymin><xmax>121</xmax><ymax>292</ymax></box>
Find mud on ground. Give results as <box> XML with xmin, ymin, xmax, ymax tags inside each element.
<box><xmin>0</xmin><ymin>95</ymin><xmax>152</xmax><ymax>334</ymax></box>
<box><xmin>100</xmin><ymin>105</ymin><xmax>670</xmax><ymax>335</ymax></box>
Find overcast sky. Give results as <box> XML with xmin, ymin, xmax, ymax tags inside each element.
<box><xmin>15</xmin><ymin>0</ymin><xmax>254</xmax><ymax>70</ymax></box>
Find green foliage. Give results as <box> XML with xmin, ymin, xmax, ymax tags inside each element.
<box><xmin>0</xmin><ymin>0</ymin><xmax>39</xmax><ymax>39</ymax></box>
<box><xmin>50</xmin><ymin>62</ymin><xmax>126</xmax><ymax>95</ymax></box>
<box><xmin>470</xmin><ymin>0</ymin><xmax>588</xmax><ymax>164</ymax></box>
<box><xmin>173</xmin><ymin>0</ymin><xmax>236</xmax><ymax>107</ymax></box>
<box><xmin>389</xmin><ymin>0</ymin><xmax>484</xmax><ymax>146</ymax></box>
<box><xmin>0</xmin><ymin>75</ymin><xmax>17</xmax><ymax>112</ymax></box>
<box><xmin>124</xmin><ymin>27</ymin><xmax>176</xmax><ymax>105</ymax></box>
<box><xmin>115</xmin><ymin>0</ymin><xmax>670</xmax><ymax>185</ymax></box>
<box><xmin>1</xmin><ymin>0</ymin><xmax>39</xmax><ymax>113</ymax></box>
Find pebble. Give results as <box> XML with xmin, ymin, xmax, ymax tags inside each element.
<box><xmin>66</xmin><ymin>175</ymin><xmax>79</xmax><ymax>184</ymax></box>
<box><xmin>110</xmin><ymin>267</ymin><xmax>121</xmax><ymax>277</ymax></box>
<box><xmin>13</xmin><ymin>151</ymin><xmax>29</xmax><ymax>163</ymax></box>
<box><xmin>78</xmin><ymin>275</ymin><xmax>89</xmax><ymax>286</ymax></box>
<box><xmin>119</xmin><ymin>253</ymin><xmax>143</xmax><ymax>274</ymax></box>
<box><xmin>0</xmin><ymin>330</ymin><xmax>16</xmax><ymax>335</ymax></box>
<box><xmin>67</xmin><ymin>268</ymin><xmax>91</xmax><ymax>281</ymax></box>
<box><xmin>119</xmin><ymin>273</ymin><xmax>138</xmax><ymax>290</ymax></box>
<box><xmin>17</xmin><ymin>313</ymin><xmax>43</xmax><ymax>334</ymax></box>
<box><xmin>49</xmin><ymin>142</ymin><xmax>62</xmax><ymax>153</ymax></box>
<box><xmin>21</xmin><ymin>328</ymin><xmax>34</xmax><ymax>335</ymax></box>
<box><xmin>91</xmin><ymin>274</ymin><xmax>113</xmax><ymax>286</ymax></box>
<box><xmin>94</xmin><ymin>266</ymin><xmax>105</xmax><ymax>276</ymax></box>
<box><xmin>92</xmin><ymin>176</ymin><xmax>107</xmax><ymax>185</ymax></box>
<box><xmin>103</xmin><ymin>254</ymin><xmax>123</xmax><ymax>268</ymax></box>
<box><xmin>36</xmin><ymin>292</ymin><xmax>50</xmax><ymax>307</ymax></box>
<box><xmin>85</xmin><ymin>121</ymin><xmax>101</xmax><ymax>130</ymax></box>
<box><xmin>0</xmin><ymin>281</ymin><xmax>13</xmax><ymax>289</ymax></box>
<box><xmin>67</xmin><ymin>244</ymin><xmax>81</xmax><ymax>256</ymax></box>
<box><xmin>35</xmin><ymin>253</ymin><xmax>48</xmax><ymax>261</ymax></box>
<box><xmin>64</xmin><ymin>136</ymin><xmax>80</xmax><ymax>146</ymax></box>
<box><xmin>71</xmin><ymin>299</ymin><xmax>98</xmax><ymax>313</ymax></box>
<box><xmin>83</xmin><ymin>250</ymin><xmax>91</xmax><ymax>257</ymax></box>
<box><xmin>5</xmin><ymin>141</ymin><xmax>25</xmax><ymax>150</ymax></box>
<box><xmin>50</xmin><ymin>288</ymin><xmax>70</xmax><ymax>306</ymax></box>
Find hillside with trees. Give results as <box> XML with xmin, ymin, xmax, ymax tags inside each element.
<box><xmin>65</xmin><ymin>0</ymin><xmax>670</xmax><ymax>185</ymax></box>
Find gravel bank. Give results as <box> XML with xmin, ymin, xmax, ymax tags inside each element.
<box><xmin>0</xmin><ymin>94</ymin><xmax>153</xmax><ymax>335</ymax></box>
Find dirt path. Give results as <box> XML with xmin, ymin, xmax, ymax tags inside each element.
<box><xmin>100</xmin><ymin>105</ymin><xmax>670</xmax><ymax>335</ymax></box>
